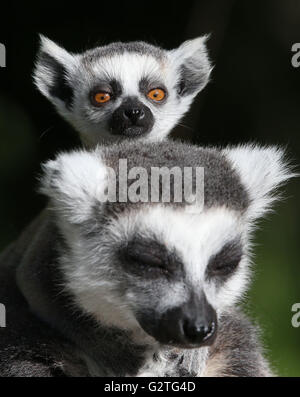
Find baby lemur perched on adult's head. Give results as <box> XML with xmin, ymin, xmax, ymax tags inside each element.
<box><xmin>0</xmin><ymin>140</ymin><xmax>293</xmax><ymax>376</ymax></box>
<box><xmin>33</xmin><ymin>35</ymin><xmax>212</xmax><ymax>146</ymax></box>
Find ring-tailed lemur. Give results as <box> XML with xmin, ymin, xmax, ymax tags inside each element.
<box><xmin>33</xmin><ymin>35</ymin><xmax>212</xmax><ymax>146</ymax></box>
<box><xmin>0</xmin><ymin>140</ymin><xmax>293</xmax><ymax>376</ymax></box>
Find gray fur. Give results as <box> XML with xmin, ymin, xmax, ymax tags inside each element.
<box><xmin>99</xmin><ymin>140</ymin><xmax>249</xmax><ymax>212</ymax></box>
<box><xmin>82</xmin><ymin>41</ymin><xmax>166</xmax><ymax>64</ymax></box>
<box><xmin>206</xmin><ymin>311</ymin><xmax>272</xmax><ymax>377</ymax></box>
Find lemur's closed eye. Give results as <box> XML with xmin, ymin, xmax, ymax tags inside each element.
<box><xmin>120</xmin><ymin>238</ymin><xmax>183</xmax><ymax>279</ymax></box>
<box><xmin>206</xmin><ymin>239</ymin><xmax>243</xmax><ymax>281</ymax></box>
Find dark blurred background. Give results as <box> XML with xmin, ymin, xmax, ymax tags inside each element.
<box><xmin>0</xmin><ymin>0</ymin><xmax>299</xmax><ymax>376</ymax></box>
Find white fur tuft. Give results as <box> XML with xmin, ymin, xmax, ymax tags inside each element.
<box><xmin>169</xmin><ymin>35</ymin><xmax>213</xmax><ymax>93</ymax></box>
<box><xmin>33</xmin><ymin>35</ymin><xmax>79</xmax><ymax>104</ymax></box>
<box><xmin>40</xmin><ymin>149</ymin><xmax>108</xmax><ymax>224</ymax></box>
<box><xmin>223</xmin><ymin>144</ymin><xmax>296</xmax><ymax>220</ymax></box>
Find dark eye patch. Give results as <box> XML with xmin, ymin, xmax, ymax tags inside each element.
<box><xmin>119</xmin><ymin>236</ymin><xmax>183</xmax><ymax>279</ymax></box>
<box><xmin>206</xmin><ymin>239</ymin><xmax>243</xmax><ymax>282</ymax></box>
<box><xmin>139</xmin><ymin>77</ymin><xmax>168</xmax><ymax>103</ymax></box>
<box><xmin>90</xmin><ymin>79</ymin><xmax>122</xmax><ymax>101</ymax></box>
<box><xmin>176</xmin><ymin>64</ymin><xmax>208</xmax><ymax>97</ymax></box>
<box><xmin>39</xmin><ymin>52</ymin><xmax>74</xmax><ymax>108</ymax></box>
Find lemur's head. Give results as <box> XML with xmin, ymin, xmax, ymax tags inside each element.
<box><xmin>41</xmin><ymin>141</ymin><xmax>292</xmax><ymax>348</ymax></box>
<box><xmin>34</xmin><ymin>36</ymin><xmax>212</xmax><ymax>146</ymax></box>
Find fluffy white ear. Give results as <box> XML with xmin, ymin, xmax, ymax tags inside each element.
<box><xmin>40</xmin><ymin>150</ymin><xmax>109</xmax><ymax>224</ymax></box>
<box><xmin>33</xmin><ymin>35</ymin><xmax>79</xmax><ymax>110</ymax></box>
<box><xmin>223</xmin><ymin>144</ymin><xmax>296</xmax><ymax>220</ymax></box>
<box><xmin>170</xmin><ymin>35</ymin><xmax>212</xmax><ymax>97</ymax></box>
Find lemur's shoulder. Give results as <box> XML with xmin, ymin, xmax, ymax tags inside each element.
<box><xmin>0</xmin><ymin>216</ymin><xmax>88</xmax><ymax>377</ymax></box>
<box><xmin>204</xmin><ymin>309</ymin><xmax>273</xmax><ymax>377</ymax></box>
<box><xmin>0</xmin><ymin>317</ymin><xmax>88</xmax><ymax>377</ymax></box>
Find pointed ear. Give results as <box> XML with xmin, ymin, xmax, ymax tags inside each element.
<box><xmin>33</xmin><ymin>35</ymin><xmax>79</xmax><ymax>110</ymax></box>
<box><xmin>170</xmin><ymin>35</ymin><xmax>212</xmax><ymax>97</ymax></box>
<box><xmin>223</xmin><ymin>144</ymin><xmax>296</xmax><ymax>220</ymax></box>
<box><xmin>40</xmin><ymin>150</ymin><xmax>109</xmax><ymax>224</ymax></box>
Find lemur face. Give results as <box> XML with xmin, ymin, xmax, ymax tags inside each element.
<box><xmin>113</xmin><ymin>206</ymin><xmax>246</xmax><ymax>348</ymax></box>
<box><xmin>41</xmin><ymin>141</ymin><xmax>292</xmax><ymax>348</ymax></box>
<box><xmin>34</xmin><ymin>36</ymin><xmax>212</xmax><ymax>146</ymax></box>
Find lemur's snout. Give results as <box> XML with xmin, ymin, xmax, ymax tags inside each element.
<box><xmin>110</xmin><ymin>97</ymin><xmax>154</xmax><ymax>137</ymax></box>
<box><xmin>170</xmin><ymin>293</ymin><xmax>217</xmax><ymax>347</ymax></box>
<box><xmin>181</xmin><ymin>306</ymin><xmax>217</xmax><ymax>346</ymax></box>
<box><xmin>138</xmin><ymin>293</ymin><xmax>217</xmax><ymax>348</ymax></box>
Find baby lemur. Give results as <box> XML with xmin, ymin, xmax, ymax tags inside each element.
<box><xmin>0</xmin><ymin>140</ymin><xmax>292</xmax><ymax>376</ymax></box>
<box><xmin>33</xmin><ymin>35</ymin><xmax>212</xmax><ymax>146</ymax></box>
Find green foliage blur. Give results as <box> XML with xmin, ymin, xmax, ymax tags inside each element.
<box><xmin>0</xmin><ymin>0</ymin><xmax>299</xmax><ymax>376</ymax></box>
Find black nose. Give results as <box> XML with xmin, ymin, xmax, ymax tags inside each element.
<box><xmin>110</xmin><ymin>97</ymin><xmax>154</xmax><ymax>136</ymax></box>
<box><xmin>179</xmin><ymin>293</ymin><xmax>217</xmax><ymax>345</ymax></box>
<box><xmin>182</xmin><ymin>318</ymin><xmax>216</xmax><ymax>345</ymax></box>
<box><xmin>137</xmin><ymin>292</ymin><xmax>218</xmax><ymax>348</ymax></box>
<box><xmin>123</xmin><ymin>108</ymin><xmax>145</xmax><ymax>124</ymax></box>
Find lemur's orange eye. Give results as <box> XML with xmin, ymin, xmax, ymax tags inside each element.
<box><xmin>93</xmin><ymin>92</ymin><xmax>111</xmax><ymax>105</ymax></box>
<box><xmin>147</xmin><ymin>88</ymin><xmax>166</xmax><ymax>102</ymax></box>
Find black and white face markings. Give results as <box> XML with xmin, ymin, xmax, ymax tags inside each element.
<box><xmin>118</xmin><ymin>233</ymin><xmax>243</xmax><ymax>286</ymax></box>
<box><xmin>119</xmin><ymin>235</ymin><xmax>184</xmax><ymax>280</ymax></box>
<box><xmin>206</xmin><ymin>239</ymin><xmax>243</xmax><ymax>283</ymax></box>
<box><xmin>33</xmin><ymin>36</ymin><xmax>212</xmax><ymax>146</ymax></box>
<box><xmin>116</xmin><ymin>230</ymin><xmax>244</xmax><ymax>348</ymax></box>
<box><xmin>40</xmin><ymin>140</ymin><xmax>293</xmax><ymax>349</ymax></box>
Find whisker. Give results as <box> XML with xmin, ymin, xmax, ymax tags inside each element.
<box><xmin>177</xmin><ymin>123</ymin><xmax>195</xmax><ymax>133</ymax></box>
<box><xmin>39</xmin><ymin>126</ymin><xmax>54</xmax><ymax>140</ymax></box>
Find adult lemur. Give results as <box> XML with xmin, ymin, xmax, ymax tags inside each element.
<box><xmin>33</xmin><ymin>35</ymin><xmax>211</xmax><ymax>146</ymax></box>
<box><xmin>0</xmin><ymin>140</ymin><xmax>292</xmax><ymax>376</ymax></box>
